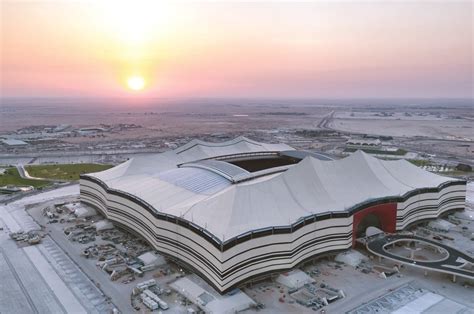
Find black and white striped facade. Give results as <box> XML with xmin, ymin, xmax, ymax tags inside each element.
<box><xmin>79</xmin><ymin>138</ymin><xmax>466</xmax><ymax>293</ymax></box>
<box><xmin>395</xmin><ymin>182</ymin><xmax>466</xmax><ymax>230</ymax></box>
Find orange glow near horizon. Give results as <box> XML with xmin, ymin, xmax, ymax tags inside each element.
<box><xmin>99</xmin><ymin>1</ymin><xmax>172</xmax><ymax>93</ymax></box>
<box><xmin>0</xmin><ymin>1</ymin><xmax>472</xmax><ymax>98</ymax></box>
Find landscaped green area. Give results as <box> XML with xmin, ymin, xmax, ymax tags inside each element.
<box><xmin>0</xmin><ymin>167</ymin><xmax>50</xmax><ymax>188</ymax></box>
<box><xmin>408</xmin><ymin>160</ymin><xmax>472</xmax><ymax>178</ymax></box>
<box><xmin>25</xmin><ymin>163</ymin><xmax>113</xmax><ymax>181</ymax></box>
<box><xmin>408</xmin><ymin>159</ymin><xmax>432</xmax><ymax>167</ymax></box>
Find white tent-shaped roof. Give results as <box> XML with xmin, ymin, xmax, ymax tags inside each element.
<box><xmin>183</xmin><ymin>151</ymin><xmax>452</xmax><ymax>239</ymax></box>
<box><xmin>85</xmin><ymin>138</ymin><xmax>457</xmax><ymax>241</ymax></box>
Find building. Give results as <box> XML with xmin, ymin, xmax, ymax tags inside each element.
<box><xmin>346</xmin><ymin>138</ymin><xmax>381</xmax><ymax>147</ymax></box>
<box><xmin>80</xmin><ymin>136</ymin><xmax>466</xmax><ymax>293</ymax></box>
<box><xmin>1</xmin><ymin>139</ymin><xmax>28</xmax><ymax>146</ymax></box>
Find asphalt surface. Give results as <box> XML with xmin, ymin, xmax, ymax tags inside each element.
<box><xmin>367</xmin><ymin>234</ymin><xmax>474</xmax><ymax>279</ymax></box>
<box><xmin>317</xmin><ymin>110</ymin><xmax>335</xmax><ymax>129</ymax></box>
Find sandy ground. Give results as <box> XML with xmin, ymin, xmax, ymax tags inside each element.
<box><xmin>26</xmin><ymin>198</ymin><xmax>204</xmax><ymax>314</ymax></box>
<box><xmin>330</xmin><ymin>118</ymin><xmax>473</xmax><ymax>140</ymax></box>
<box><xmin>1</xmin><ymin>181</ymin><xmax>473</xmax><ymax>313</ymax></box>
<box><xmin>242</xmin><ymin>258</ymin><xmax>474</xmax><ymax>314</ymax></box>
<box><xmin>0</xmin><ymin>101</ymin><xmax>330</xmax><ymax>134</ymax></box>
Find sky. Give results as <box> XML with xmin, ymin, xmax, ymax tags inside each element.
<box><xmin>1</xmin><ymin>0</ymin><xmax>472</xmax><ymax>99</ymax></box>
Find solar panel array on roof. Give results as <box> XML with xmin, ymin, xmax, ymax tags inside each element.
<box><xmin>158</xmin><ymin>167</ymin><xmax>231</xmax><ymax>195</ymax></box>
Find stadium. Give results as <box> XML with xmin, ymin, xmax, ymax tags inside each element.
<box><xmin>80</xmin><ymin>137</ymin><xmax>466</xmax><ymax>293</ymax></box>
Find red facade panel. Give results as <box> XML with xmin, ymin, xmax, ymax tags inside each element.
<box><xmin>352</xmin><ymin>202</ymin><xmax>397</xmax><ymax>246</ymax></box>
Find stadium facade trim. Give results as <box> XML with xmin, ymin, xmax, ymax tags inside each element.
<box><xmin>79</xmin><ymin>137</ymin><xmax>466</xmax><ymax>293</ymax></box>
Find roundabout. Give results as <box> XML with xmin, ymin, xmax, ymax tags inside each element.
<box><xmin>366</xmin><ymin>234</ymin><xmax>474</xmax><ymax>281</ymax></box>
<box><xmin>382</xmin><ymin>239</ymin><xmax>449</xmax><ymax>263</ymax></box>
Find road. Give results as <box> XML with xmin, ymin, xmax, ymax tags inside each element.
<box><xmin>16</xmin><ymin>164</ymin><xmax>30</xmax><ymax>179</ymax></box>
<box><xmin>0</xmin><ymin>185</ymin><xmax>123</xmax><ymax>313</ymax></box>
<box><xmin>0</xmin><ymin>246</ymin><xmax>39</xmax><ymax>313</ymax></box>
<box><xmin>317</xmin><ymin>110</ymin><xmax>335</xmax><ymax>129</ymax></box>
<box><xmin>16</xmin><ymin>164</ymin><xmax>49</xmax><ymax>181</ymax></box>
<box><xmin>24</xmin><ymin>198</ymin><xmax>134</xmax><ymax>313</ymax></box>
<box><xmin>45</xmin><ymin>227</ymin><xmax>135</xmax><ymax>313</ymax></box>
<box><xmin>16</xmin><ymin>164</ymin><xmax>69</xmax><ymax>183</ymax></box>
<box><xmin>367</xmin><ymin>234</ymin><xmax>474</xmax><ymax>280</ymax></box>
<box><xmin>312</xmin><ymin>110</ymin><xmax>473</xmax><ymax>166</ymax></box>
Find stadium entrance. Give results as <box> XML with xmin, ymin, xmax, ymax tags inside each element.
<box><xmin>356</xmin><ymin>213</ymin><xmax>382</xmax><ymax>237</ymax></box>
<box><xmin>352</xmin><ymin>203</ymin><xmax>397</xmax><ymax>246</ymax></box>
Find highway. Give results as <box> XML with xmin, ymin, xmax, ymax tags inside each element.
<box><xmin>16</xmin><ymin>164</ymin><xmax>30</xmax><ymax>179</ymax></box>
<box><xmin>367</xmin><ymin>234</ymin><xmax>474</xmax><ymax>280</ymax></box>
<box><xmin>317</xmin><ymin>110</ymin><xmax>335</xmax><ymax>129</ymax></box>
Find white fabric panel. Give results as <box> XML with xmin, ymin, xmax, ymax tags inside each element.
<box><xmin>86</xmin><ymin>139</ymin><xmax>461</xmax><ymax>241</ymax></box>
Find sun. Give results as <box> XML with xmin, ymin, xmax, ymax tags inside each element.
<box><xmin>127</xmin><ymin>75</ymin><xmax>146</xmax><ymax>91</ymax></box>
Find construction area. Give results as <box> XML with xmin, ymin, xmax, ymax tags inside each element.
<box><xmin>0</xmin><ymin>183</ymin><xmax>473</xmax><ymax>313</ymax></box>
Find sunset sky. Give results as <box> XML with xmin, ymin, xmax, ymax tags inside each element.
<box><xmin>1</xmin><ymin>1</ymin><xmax>472</xmax><ymax>98</ymax></box>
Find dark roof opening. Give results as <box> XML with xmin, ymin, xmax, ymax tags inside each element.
<box><xmin>227</xmin><ymin>155</ymin><xmax>301</xmax><ymax>172</ymax></box>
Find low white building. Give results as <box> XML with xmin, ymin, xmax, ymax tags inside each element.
<box><xmin>276</xmin><ymin>269</ymin><xmax>315</xmax><ymax>289</ymax></box>
<box><xmin>1</xmin><ymin>139</ymin><xmax>28</xmax><ymax>146</ymax></box>
<box><xmin>137</xmin><ymin>252</ymin><xmax>165</xmax><ymax>267</ymax></box>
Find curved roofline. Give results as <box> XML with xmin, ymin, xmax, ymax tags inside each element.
<box><xmin>179</xmin><ymin>160</ymin><xmax>249</xmax><ymax>182</ymax></box>
<box><xmin>174</xmin><ymin>136</ymin><xmax>278</xmax><ymax>154</ymax></box>
<box><xmin>83</xmin><ymin>146</ymin><xmax>465</xmax><ymax>245</ymax></box>
<box><xmin>88</xmin><ymin>136</ymin><xmax>294</xmax><ymax>182</ymax></box>
<box><xmin>80</xmin><ymin>174</ymin><xmax>465</xmax><ymax>251</ymax></box>
<box><xmin>178</xmin><ymin>151</ymin><xmax>280</xmax><ymax>165</ymax></box>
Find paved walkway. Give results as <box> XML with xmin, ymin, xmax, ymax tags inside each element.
<box><xmin>23</xmin><ymin>245</ymin><xmax>87</xmax><ymax>313</ymax></box>
<box><xmin>0</xmin><ymin>235</ymin><xmax>65</xmax><ymax>314</ymax></box>
<box><xmin>0</xmin><ymin>185</ymin><xmax>115</xmax><ymax>313</ymax></box>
